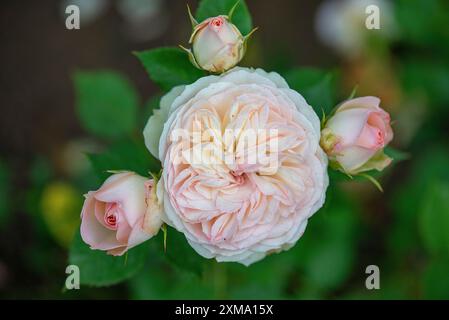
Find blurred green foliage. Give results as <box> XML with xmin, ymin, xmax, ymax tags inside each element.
<box><xmin>2</xmin><ymin>0</ymin><xmax>449</xmax><ymax>300</ymax></box>
<box><xmin>74</xmin><ymin>71</ymin><xmax>139</xmax><ymax>139</ymax></box>
<box><xmin>285</xmin><ymin>68</ymin><xmax>339</xmax><ymax>116</ymax></box>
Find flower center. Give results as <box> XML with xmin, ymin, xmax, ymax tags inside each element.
<box><xmin>210</xmin><ymin>17</ymin><xmax>224</xmax><ymax>29</ymax></box>
<box><xmin>376</xmin><ymin>129</ymin><xmax>385</xmax><ymax>146</ymax></box>
<box><xmin>106</xmin><ymin>214</ymin><xmax>116</xmax><ymax>226</ymax></box>
<box><xmin>104</xmin><ymin>203</ymin><xmax>118</xmax><ymax>228</ymax></box>
<box><xmin>230</xmin><ymin>170</ymin><xmax>246</xmax><ymax>185</ymax></box>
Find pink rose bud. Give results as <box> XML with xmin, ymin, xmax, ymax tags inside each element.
<box><xmin>321</xmin><ymin>96</ymin><xmax>394</xmax><ymax>175</ymax></box>
<box><xmin>180</xmin><ymin>5</ymin><xmax>257</xmax><ymax>74</ymax></box>
<box><xmin>80</xmin><ymin>171</ymin><xmax>163</xmax><ymax>256</ymax></box>
<box><xmin>189</xmin><ymin>16</ymin><xmax>244</xmax><ymax>73</ymax></box>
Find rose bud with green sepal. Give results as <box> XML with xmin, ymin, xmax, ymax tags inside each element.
<box><xmin>180</xmin><ymin>4</ymin><xmax>257</xmax><ymax>73</ymax></box>
<box><xmin>321</xmin><ymin>96</ymin><xmax>394</xmax><ymax>176</ymax></box>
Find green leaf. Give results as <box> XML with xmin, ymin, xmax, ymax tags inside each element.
<box><xmin>87</xmin><ymin>138</ymin><xmax>160</xmax><ymax>180</ymax></box>
<box><xmin>158</xmin><ymin>227</ymin><xmax>204</xmax><ymax>276</ymax></box>
<box><xmin>69</xmin><ymin>230</ymin><xmax>149</xmax><ymax>286</ymax></box>
<box><xmin>284</xmin><ymin>68</ymin><xmax>337</xmax><ymax>116</ymax></box>
<box><xmin>135</xmin><ymin>47</ymin><xmax>205</xmax><ymax>91</ymax></box>
<box><xmin>196</xmin><ymin>0</ymin><xmax>253</xmax><ymax>35</ymax></box>
<box><xmin>74</xmin><ymin>71</ymin><xmax>139</xmax><ymax>139</ymax></box>
<box><xmin>419</xmin><ymin>181</ymin><xmax>449</xmax><ymax>257</ymax></box>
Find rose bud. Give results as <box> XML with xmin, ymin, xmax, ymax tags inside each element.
<box><xmin>180</xmin><ymin>4</ymin><xmax>257</xmax><ymax>73</ymax></box>
<box><xmin>321</xmin><ymin>96</ymin><xmax>394</xmax><ymax>175</ymax></box>
<box><xmin>80</xmin><ymin>171</ymin><xmax>163</xmax><ymax>256</ymax></box>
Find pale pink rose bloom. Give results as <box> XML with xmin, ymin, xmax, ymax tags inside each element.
<box><xmin>190</xmin><ymin>15</ymin><xmax>244</xmax><ymax>73</ymax></box>
<box><xmin>80</xmin><ymin>171</ymin><xmax>162</xmax><ymax>256</ymax></box>
<box><xmin>322</xmin><ymin>96</ymin><xmax>393</xmax><ymax>174</ymax></box>
<box><xmin>143</xmin><ymin>67</ymin><xmax>328</xmax><ymax>266</ymax></box>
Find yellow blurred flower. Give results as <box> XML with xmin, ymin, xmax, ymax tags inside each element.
<box><xmin>41</xmin><ymin>182</ymin><xmax>82</xmax><ymax>248</ymax></box>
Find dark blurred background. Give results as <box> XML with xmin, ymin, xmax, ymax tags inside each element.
<box><xmin>1</xmin><ymin>0</ymin><xmax>448</xmax><ymax>299</ymax></box>
<box><xmin>0</xmin><ymin>0</ymin><xmax>329</xmax><ymax>160</ymax></box>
